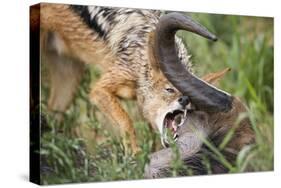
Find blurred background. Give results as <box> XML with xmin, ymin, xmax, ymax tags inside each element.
<box><xmin>40</xmin><ymin>12</ymin><xmax>273</xmax><ymax>184</ymax></box>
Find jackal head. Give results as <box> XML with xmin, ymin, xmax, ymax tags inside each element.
<box><xmin>139</xmin><ymin>68</ymin><xmax>190</xmax><ymax>147</ymax></box>
<box><xmin>140</xmin><ymin>13</ymin><xmax>234</xmax><ymax>147</ymax></box>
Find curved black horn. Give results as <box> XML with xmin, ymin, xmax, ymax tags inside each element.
<box><xmin>155</xmin><ymin>12</ymin><xmax>233</xmax><ymax>113</ymax></box>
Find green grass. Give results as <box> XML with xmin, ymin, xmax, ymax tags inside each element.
<box><xmin>39</xmin><ymin>13</ymin><xmax>273</xmax><ymax>184</ymax></box>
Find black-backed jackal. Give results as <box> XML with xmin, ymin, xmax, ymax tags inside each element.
<box><xmin>31</xmin><ymin>4</ymin><xmax>254</xmax><ymax>169</ymax></box>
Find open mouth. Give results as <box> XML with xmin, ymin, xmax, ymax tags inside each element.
<box><xmin>162</xmin><ymin>109</ymin><xmax>187</xmax><ymax>146</ymax></box>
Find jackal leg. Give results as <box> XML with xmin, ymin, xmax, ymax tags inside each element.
<box><xmin>90</xmin><ymin>70</ymin><xmax>139</xmax><ymax>154</ymax></box>
<box><xmin>46</xmin><ymin>52</ymin><xmax>84</xmax><ymax>119</ymax></box>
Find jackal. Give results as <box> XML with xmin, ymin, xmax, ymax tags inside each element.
<box><xmin>144</xmin><ymin>13</ymin><xmax>255</xmax><ymax>176</ymax></box>
<box><xmin>32</xmin><ymin>3</ymin><xmax>237</xmax><ymax>155</ymax></box>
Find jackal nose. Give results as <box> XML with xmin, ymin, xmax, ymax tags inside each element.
<box><xmin>178</xmin><ymin>96</ymin><xmax>190</xmax><ymax>107</ymax></box>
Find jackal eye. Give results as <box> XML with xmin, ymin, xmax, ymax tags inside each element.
<box><xmin>165</xmin><ymin>87</ymin><xmax>175</xmax><ymax>93</ymax></box>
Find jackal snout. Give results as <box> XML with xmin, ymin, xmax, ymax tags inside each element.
<box><xmin>139</xmin><ymin>77</ymin><xmax>190</xmax><ymax>147</ymax></box>
<box><xmin>177</xmin><ymin>96</ymin><xmax>190</xmax><ymax>108</ymax></box>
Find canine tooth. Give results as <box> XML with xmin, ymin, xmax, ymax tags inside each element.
<box><xmin>178</xmin><ymin>117</ymin><xmax>183</xmax><ymax>127</ymax></box>
<box><xmin>184</xmin><ymin>109</ymin><xmax>187</xmax><ymax>118</ymax></box>
<box><xmin>179</xmin><ymin>119</ymin><xmax>184</xmax><ymax>127</ymax></box>
<box><xmin>173</xmin><ymin>133</ymin><xmax>178</xmax><ymax>139</ymax></box>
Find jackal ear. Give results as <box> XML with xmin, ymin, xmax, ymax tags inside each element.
<box><xmin>148</xmin><ymin>31</ymin><xmax>161</xmax><ymax>72</ymax></box>
<box><xmin>202</xmin><ymin>68</ymin><xmax>231</xmax><ymax>86</ymax></box>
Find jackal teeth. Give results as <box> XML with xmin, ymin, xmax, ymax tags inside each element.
<box><xmin>173</xmin><ymin>133</ymin><xmax>178</xmax><ymax>140</ymax></box>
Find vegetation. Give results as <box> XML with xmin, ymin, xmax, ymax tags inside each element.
<box><xmin>39</xmin><ymin>13</ymin><xmax>273</xmax><ymax>185</ymax></box>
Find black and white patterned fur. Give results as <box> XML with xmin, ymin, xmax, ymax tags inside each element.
<box><xmin>70</xmin><ymin>5</ymin><xmax>192</xmax><ymax>72</ymax></box>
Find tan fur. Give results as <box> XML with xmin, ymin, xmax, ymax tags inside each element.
<box><xmin>34</xmin><ymin>4</ymin><xmax>254</xmax><ymax>156</ymax></box>
<box><xmin>37</xmin><ymin>4</ymin><xmax>165</xmax><ymax>154</ymax></box>
<box><xmin>144</xmin><ymin>69</ymin><xmax>255</xmax><ymax>178</ymax></box>
<box><xmin>40</xmin><ymin>4</ymin><xmax>116</xmax><ymax>69</ymax></box>
<box><xmin>202</xmin><ymin>68</ymin><xmax>231</xmax><ymax>86</ymax></box>
<box><xmin>36</xmin><ymin>4</ymin><xmax>139</xmax><ymax>153</ymax></box>
<box><xmin>209</xmin><ymin>97</ymin><xmax>255</xmax><ymax>151</ymax></box>
<box><xmin>203</xmin><ymin>68</ymin><xmax>254</xmax><ymax>153</ymax></box>
<box><xmin>200</xmin><ymin>68</ymin><xmax>255</xmax><ymax>152</ymax></box>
